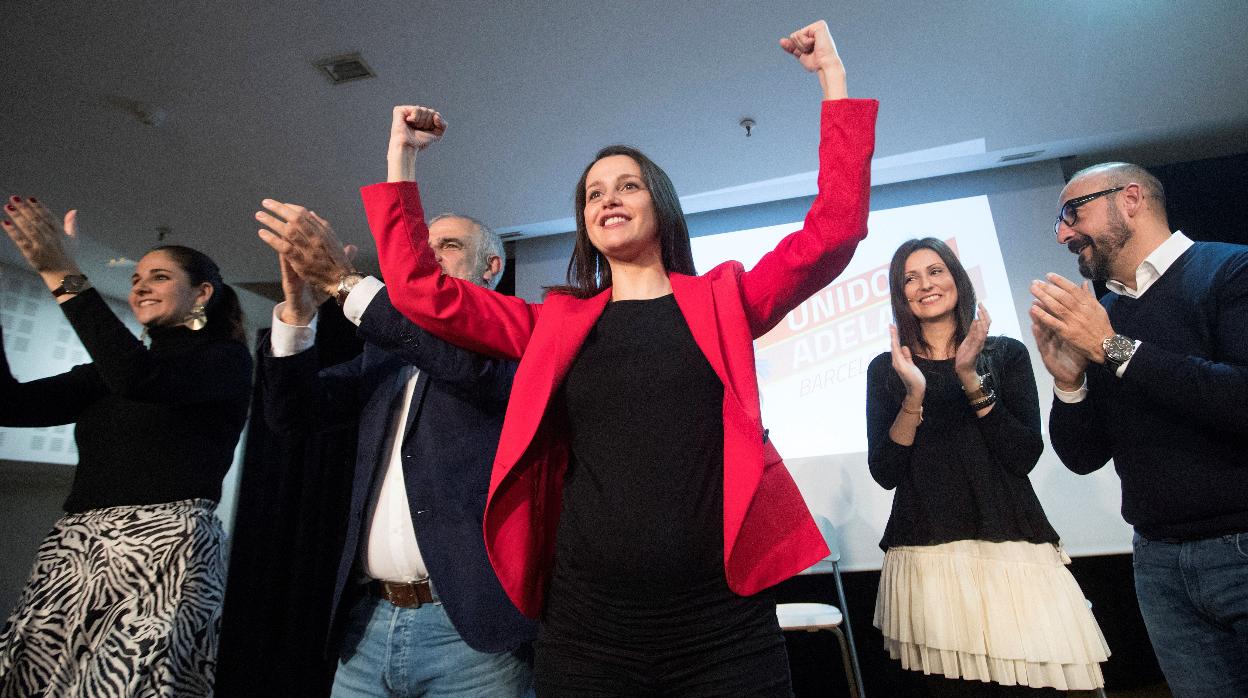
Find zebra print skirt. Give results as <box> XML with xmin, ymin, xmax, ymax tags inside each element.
<box><xmin>0</xmin><ymin>498</ymin><xmax>226</xmax><ymax>697</ymax></box>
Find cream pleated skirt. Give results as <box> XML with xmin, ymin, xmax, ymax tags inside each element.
<box><xmin>874</xmin><ymin>539</ymin><xmax>1109</xmax><ymax>691</ymax></box>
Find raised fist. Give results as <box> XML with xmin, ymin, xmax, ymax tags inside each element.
<box><xmin>779</xmin><ymin>20</ymin><xmax>844</xmax><ymax>77</ymax></box>
<box><xmin>390</xmin><ymin>105</ymin><xmax>447</xmax><ymax>152</ymax></box>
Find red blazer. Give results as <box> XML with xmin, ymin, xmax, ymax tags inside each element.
<box><xmin>362</xmin><ymin>98</ymin><xmax>878</xmax><ymax>618</ymax></box>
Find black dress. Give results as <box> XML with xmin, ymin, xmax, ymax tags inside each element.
<box><xmin>534</xmin><ymin>295</ymin><xmax>789</xmax><ymax>697</ymax></box>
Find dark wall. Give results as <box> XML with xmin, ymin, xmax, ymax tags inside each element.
<box><xmin>0</xmin><ymin>459</ymin><xmax>74</xmax><ymax>614</ymax></box>
<box><xmin>1153</xmin><ymin>151</ymin><xmax>1248</xmax><ymax>246</ymax></box>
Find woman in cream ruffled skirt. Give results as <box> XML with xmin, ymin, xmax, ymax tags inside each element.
<box><xmin>866</xmin><ymin>238</ymin><xmax>1108</xmax><ymax>696</ymax></box>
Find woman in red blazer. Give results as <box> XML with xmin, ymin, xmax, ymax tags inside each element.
<box><xmin>345</xmin><ymin>20</ymin><xmax>876</xmax><ymax>695</ymax></box>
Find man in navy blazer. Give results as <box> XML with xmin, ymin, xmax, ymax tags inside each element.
<box><xmin>257</xmin><ymin>201</ymin><xmax>533</xmax><ymax>697</ymax></box>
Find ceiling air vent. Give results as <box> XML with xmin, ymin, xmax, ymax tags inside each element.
<box><xmin>316</xmin><ymin>53</ymin><xmax>376</xmax><ymax>84</ymax></box>
<box><xmin>499</xmin><ymin>232</ymin><xmax>526</xmax><ymax>241</ymax></box>
<box><xmin>998</xmin><ymin>150</ymin><xmax>1044</xmax><ymax>163</ymax></box>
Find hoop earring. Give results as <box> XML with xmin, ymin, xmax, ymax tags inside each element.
<box><xmin>186</xmin><ymin>305</ymin><xmax>208</xmax><ymax>331</ymax></box>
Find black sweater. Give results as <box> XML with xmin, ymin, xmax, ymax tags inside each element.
<box><xmin>866</xmin><ymin>336</ymin><xmax>1059</xmax><ymax>550</ymax></box>
<box><xmin>1049</xmin><ymin>241</ymin><xmax>1248</xmax><ymax>541</ymax></box>
<box><xmin>0</xmin><ymin>289</ymin><xmax>252</xmax><ymax>513</ymax></box>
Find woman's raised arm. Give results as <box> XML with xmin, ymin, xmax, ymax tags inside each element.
<box><xmin>740</xmin><ymin>21</ymin><xmax>877</xmax><ymax>337</ymax></box>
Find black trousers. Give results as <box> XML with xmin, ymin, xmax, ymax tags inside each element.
<box><xmin>534</xmin><ymin>629</ymin><xmax>791</xmax><ymax>697</ymax></box>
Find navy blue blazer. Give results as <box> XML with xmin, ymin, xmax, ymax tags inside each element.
<box><xmin>261</xmin><ymin>288</ymin><xmax>534</xmax><ymax>654</ymax></box>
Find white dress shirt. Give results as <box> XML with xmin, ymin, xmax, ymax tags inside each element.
<box><xmin>269</xmin><ymin>276</ymin><xmax>428</xmax><ymax>583</ymax></box>
<box><xmin>1054</xmin><ymin>232</ymin><xmax>1193</xmax><ymax>403</ymax></box>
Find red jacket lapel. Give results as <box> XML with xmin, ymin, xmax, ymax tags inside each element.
<box><xmin>488</xmin><ymin>288</ymin><xmax>611</xmax><ymax>494</ymax></box>
<box><xmin>670</xmin><ymin>270</ymin><xmax>764</xmax><ymax>575</ymax></box>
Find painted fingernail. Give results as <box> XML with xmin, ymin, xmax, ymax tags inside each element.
<box><xmin>27</xmin><ymin>197</ymin><xmax>38</xmax><ymax>203</ymax></box>
<box><xmin>9</xmin><ymin>196</ymin><xmax>19</xmax><ymax>203</ymax></box>
<box><xmin>2</xmin><ymin>220</ymin><xmax>11</xmax><ymax>226</ymax></box>
<box><xmin>5</xmin><ymin>205</ymin><xmax>15</xmax><ymax>212</ymax></box>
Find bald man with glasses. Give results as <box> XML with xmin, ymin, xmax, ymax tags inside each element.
<box><xmin>1029</xmin><ymin>162</ymin><xmax>1248</xmax><ymax>697</ymax></box>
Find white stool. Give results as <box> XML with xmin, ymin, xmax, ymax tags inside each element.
<box><xmin>775</xmin><ymin>515</ymin><xmax>864</xmax><ymax>698</ymax></box>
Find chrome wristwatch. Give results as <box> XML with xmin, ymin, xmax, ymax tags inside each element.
<box><xmin>1101</xmin><ymin>334</ymin><xmax>1136</xmax><ymax>374</ymax></box>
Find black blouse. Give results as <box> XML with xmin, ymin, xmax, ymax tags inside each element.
<box><xmin>0</xmin><ymin>289</ymin><xmax>252</xmax><ymax>512</ymax></box>
<box><xmin>865</xmin><ymin>336</ymin><xmax>1059</xmax><ymax>549</ymax></box>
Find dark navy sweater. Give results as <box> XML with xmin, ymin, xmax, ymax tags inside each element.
<box><xmin>1049</xmin><ymin>241</ymin><xmax>1248</xmax><ymax>541</ymax></box>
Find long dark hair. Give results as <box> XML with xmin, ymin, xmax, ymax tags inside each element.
<box><xmin>888</xmin><ymin>237</ymin><xmax>976</xmax><ymax>357</ymax></box>
<box><xmin>151</xmin><ymin>244</ymin><xmax>246</xmax><ymax>344</ymax></box>
<box><xmin>547</xmin><ymin>145</ymin><xmax>695</xmax><ymax>298</ymax></box>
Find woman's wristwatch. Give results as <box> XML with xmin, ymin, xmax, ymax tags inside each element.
<box><xmin>52</xmin><ymin>274</ymin><xmax>91</xmax><ymax>297</ymax></box>
<box><xmin>963</xmin><ymin>373</ymin><xmax>997</xmax><ymax>409</ymax></box>
<box><xmin>963</xmin><ymin>374</ymin><xmax>990</xmax><ymax>402</ymax></box>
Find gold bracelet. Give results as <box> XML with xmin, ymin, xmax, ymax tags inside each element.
<box><xmin>900</xmin><ymin>402</ymin><xmax>923</xmax><ymax>424</ymax></box>
<box><xmin>969</xmin><ymin>390</ymin><xmax>997</xmax><ymax>410</ymax></box>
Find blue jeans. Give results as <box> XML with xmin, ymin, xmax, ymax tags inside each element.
<box><xmin>1132</xmin><ymin>531</ymin><xmax>1248</xmax><ymax>698</ymax></box>
<box><xmin>331</xmin><ymin>594</ymin><xmax>532</xmax><ymax>698</ymax></box>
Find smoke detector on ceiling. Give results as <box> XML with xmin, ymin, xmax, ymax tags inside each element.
<box><xmin>101</xmin><ymin>95</ymin><xmax>169</xmax><ymax>128</ymax></box>
<box><xmin>315</xmin><ymin>53</ymin><xmax>376</xmax><ymax>84</ymax></box>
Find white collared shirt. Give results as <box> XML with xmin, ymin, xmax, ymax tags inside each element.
<box><xmin>1054</xmin><ymin>231</ymin><xmax>1193</xmax><ymax>403</ymax></box>
<box><xmin>1105</xmin><ymin>231</ymin><xmax>1194</xmax><ymax>299</ymax></box>
<box><xmin>269</xmin><ymin>276</ymin><xmax>428</xmax><ymax>583</ymax></box>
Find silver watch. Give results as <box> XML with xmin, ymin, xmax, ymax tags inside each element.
<box><xmin>1102</xmin><ymin>334</ymin><xmax>1136</xmax><ymax>374</ymax></box>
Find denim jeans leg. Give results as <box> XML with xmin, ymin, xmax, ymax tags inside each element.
<box><xmin>390</xmin><ymin>603</ymin><xmax>531</xmax><ymax>698</ymax></box>
<box><xmin>1132</xmin><ymin>532</ymin><xmax>1248</xmax><ymax>698</ymax></box>
<box><xmin>331</xmin><ymin>595</ymin><xmax>395</xmax><ymax>698</ymax></box>
<box><xmin>331</xmin><ymin>594</ymin><xmax>530</xmax><ymax>698</ymax></box>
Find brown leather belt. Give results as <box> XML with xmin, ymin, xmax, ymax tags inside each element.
<box><xmin>369</xmin><ymin>578</ymin><xmax>437</xmax><ymax>608</ymax></box>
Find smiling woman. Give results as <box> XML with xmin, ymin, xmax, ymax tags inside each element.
<box><xmin>866</xmin><ymin>237</ymin><xmax>1109</xmax><ymax>695</ymax></box>
<box><xmin>0</xmin><ymin>198</ymin><xmax>252</xmax><ymax>696</ymax></box>
<box><xmin>129</xmin><ymin>250</ymin><xmax>210</xmax><ymax>328</ymax></box>
<box><xmin>550</xmin><ymin>144</ymin><xmax>694</xmax><ymax>298</ymax></box>
<box><xmin>326</xmin><ymin>18</ymin><xmax>876</xmax><ymax>697</ymax></box>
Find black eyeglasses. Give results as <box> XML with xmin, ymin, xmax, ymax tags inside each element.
<box><xmin>1054</xmin><ymin>186</ymin><xmax>1123</xmax><ymax>235</ymax></box>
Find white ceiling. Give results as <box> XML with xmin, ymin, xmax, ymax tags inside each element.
<box><xmin>3</xmin><ymin>1</ymin><xmax>1247</xmax><ymax>313</ymax></box>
